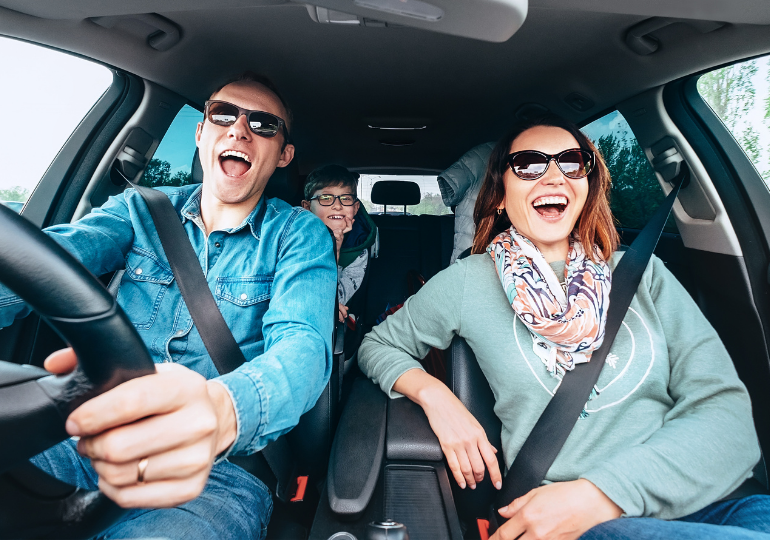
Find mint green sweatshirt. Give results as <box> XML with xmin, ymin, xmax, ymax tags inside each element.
<box><xmin>358</xmin><ymin>253</ymin><xmax>760</xmax><ymax>519</ymax></box>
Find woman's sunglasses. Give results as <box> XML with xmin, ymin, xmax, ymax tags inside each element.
<box><xmin>506</xmin><ymin>149</ymin><xmax>594</xmax><ymax>180</ymax></box>
<box><xmin>204</xmin><ymin>100</ymin><xmax>291</xmax><ymax>142</ymax></box>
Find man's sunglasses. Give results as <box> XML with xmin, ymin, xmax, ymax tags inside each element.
<box><xmin>204</xmin><ymin>100</ymin><xmax>291</xmax><ymax>142</ymax></box>
<box><xmin>506</xmin><ymin>149</ymin><xmax>595</xmax><ymax>180</ymax></box>
<box><xmin>310</xmin><ymin>194</ymin><xmax>358</xmax><ymax>206</ymax></box>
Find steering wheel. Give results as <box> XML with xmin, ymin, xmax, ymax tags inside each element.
<box><xmin>0</xmin><ymin>203</ymin><xmax>156</xmax><ymax>539</ymax></box>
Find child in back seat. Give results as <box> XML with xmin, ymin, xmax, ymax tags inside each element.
<box><xmin>302</xmin><ymin>164</ymin><xmax>377</xmax><ymax>323</ymax></box>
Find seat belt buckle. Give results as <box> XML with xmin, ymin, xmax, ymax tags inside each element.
<box><xmin>289</xmin><ymin>475</ymin><xmax>308</xmax><ymax>502</ymax></box>
<box><xmin>477</xmin><ymin>518</ymin><xmax>490</xmax><ymax>540</ymax></box>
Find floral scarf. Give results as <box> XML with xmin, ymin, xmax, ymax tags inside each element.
<box><xmin>487</xmin><ymin>227</ymin><xmax>612</xmax><ymax>377</ymax></box>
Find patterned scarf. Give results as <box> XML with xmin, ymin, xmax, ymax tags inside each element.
<box><xmin>487</xmin><ymin>227</ymin><xmax>612</xmax><ymax>377</ymax></box>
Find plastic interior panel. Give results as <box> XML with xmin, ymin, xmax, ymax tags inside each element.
<box><xmin>384</xmin><ymin>466</ymin><xmax>449</xmax><ymax>539</ymax></box>
<box><xmin>383</xmin><ymin>463</ymin><xmax>463</xmax><ymax>540</ymax></box>
<box><xmin>327</xmin><ymin>379</ymin><xmax>387</xmax><ymax>518</ymax></box>
<box><xmin>617</xmin><ymin>86</ymin><xmax>742</xmax><ymax>256</ymax></box>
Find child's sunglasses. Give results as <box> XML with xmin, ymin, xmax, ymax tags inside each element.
<box><xmin>506</xmin><ymin>149</ymin><xmax>594</xmax><ymax>180</ymax></box>
<box><xmin>204</xmin><ymin>100</ymin><xmax>291</xmax><ymax>143</ymax></box>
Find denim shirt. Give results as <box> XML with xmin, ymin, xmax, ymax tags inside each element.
<box><xmin>0</xmin><ymin>184</ymin><xmax>337</xmax><ymax>456</ymax></box>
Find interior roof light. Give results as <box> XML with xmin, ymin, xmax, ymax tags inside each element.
<box><xmin>353</xmin><ymin>0</ymin><xmax>444</xmax><ymax>22</ymax></box>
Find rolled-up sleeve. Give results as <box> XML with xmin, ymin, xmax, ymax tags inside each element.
<box><xmin>216</xmin><ymin>210</ymin><xmax>337</xmax><ymax>455</ymax></box>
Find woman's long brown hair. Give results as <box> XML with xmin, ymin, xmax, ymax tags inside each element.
<box><xmin>471</xmin><ymin>114</ymin><xmax>618</xmax><ymax>261</ymax></box>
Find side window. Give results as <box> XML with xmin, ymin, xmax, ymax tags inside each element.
<box><xmin>582</xmin><ymin>111</ymin><xmax>677</xmax><ymax>232</ymax></box>
<box><xmin>697</xmin><ymin>56</ymin><xmax>769</xmax><ymax>183</ymax></box>
<box><xmin>139</xmin><ymin>104</ymin><xmax>203</xmax><ymax>187</ymax></box>
<box><xmin>0</xmin><ymin>37</ymin><xmax>111</xmax><ymax>212</ymax></box>
<box><xmin>358</xmin><ymin>175</ymin><xmax>451</xmax><ymax>215</ymax></box>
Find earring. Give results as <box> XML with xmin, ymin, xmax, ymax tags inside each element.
<box><xmin>496</xmin><ymin>208</ymin><xmax>503</xmax><ymax>215</ymax></box>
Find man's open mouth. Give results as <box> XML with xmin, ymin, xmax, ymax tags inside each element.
<box><xmin>532</xmin><ymin>195</ymin><xmax>568</xmax><ymax>217</ymax></box>
<box><xmin>219</xmin><ymin>150</ymin><xmax>252</xmax><ymax>177</ymax></box>
<box><xmin>328</xmin><ymin>215</ymin><xmax>345</xmax><ymax>220</ymax></box>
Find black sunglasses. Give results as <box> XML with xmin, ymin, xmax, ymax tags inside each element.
<box><xmin>310</xmin><ymin>194</ymin><xmax>358</xmax><ymax>206</ymax></box>
<box><xmin>506</xmin><ymin>149</ymin><xmax>594</xmax><ymax>180</ymax></box>
<box><xmin>204</xmin><ymin>100</ymin><xmax>291</xmax><ymax>143</ymax></box>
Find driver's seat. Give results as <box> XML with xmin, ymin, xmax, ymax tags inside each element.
<box><xmin>190</xmin><ymin>148</ymin><xmax>340</xmax><ymax>538</ymax></box>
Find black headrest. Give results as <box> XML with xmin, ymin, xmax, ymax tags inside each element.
<box><xmin>371</xmin><ymin>180</ymin><xmax>420</xmax><ymax>206</ymax></box>
<box><xmin>190</xmin><ymin>148</ymin><xmax>302</xmax><ymax>207</ymax></box>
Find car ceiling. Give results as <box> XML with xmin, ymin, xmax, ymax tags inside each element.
<box><xmin>1</xmin><ymin>0</ymin><xmax>770</xmax><ymax>174</ymax></box>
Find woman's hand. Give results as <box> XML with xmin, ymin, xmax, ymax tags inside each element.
<box><xmin>45</xmin><ymin>348</ymin><xmax>237</xmax><ymax>509</ymax></box>
<box><xmin>490</xmin><ymin>479</ymin><xmax>622</xmax><ymax>540</ymax></box>
<box><xmin>394</xmin><ymin>369</ymin><xmax>502</xmax><ymax>490</ymax></box>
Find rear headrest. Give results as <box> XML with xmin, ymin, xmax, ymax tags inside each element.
<box><xmin>190</xmin><ymin>148</ymin><xmax>303</xmax><ymax>207</ymax></box>
<box><xmin>370</xmin><ymin>180</ymin><xmax>420</xmax><ymax>206</ymax></box>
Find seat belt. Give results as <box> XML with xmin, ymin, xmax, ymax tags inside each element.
<box><xmin>488</xmin><ymin>167</ymin><xmax>688</xmax><ymax>531</ymax></box>
<box><xmin>129</xmin><ymin>183</ymin><xmax>297</xmax><ymax>501</ymax></box>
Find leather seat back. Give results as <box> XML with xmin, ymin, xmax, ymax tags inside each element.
<box><xmin>446</xmin><ymin>335</ymin><xmax>502</xmax><ymax>521</ymax></box>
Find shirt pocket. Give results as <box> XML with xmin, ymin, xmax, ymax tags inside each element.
<box><xmin>215</xmin><ymin>276</ymin><xmax>272</xmax><ymax>344</ymax></box>
<box><xmin>117</xmin><ymin>248</ymin><xmax>174</xmax><ymax>330</ymax></box>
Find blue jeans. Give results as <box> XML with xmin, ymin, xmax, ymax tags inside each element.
<box><xmin>31</xmin><ymin>439</ymin><xmax>273</xmax><ymax>540</ymax></box>
<box><xmin>581</xmin><ymin>495</ymin><xmax>770</xmax><ymax>539</ymax></box>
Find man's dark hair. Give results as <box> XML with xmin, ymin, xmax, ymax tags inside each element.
<box><xmin>304</xmin><ymin>164</ymin><xmax>360</xmax><ymax>200</ymax></box>
<box><xmin>210</xmin><ymin>71</ymin><xmax>293</xmax><ymax>130</ymax></box>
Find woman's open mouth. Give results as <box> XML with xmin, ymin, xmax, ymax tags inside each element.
<box><xmin>219</xmin><ymin>150</ymin><xmax>252</xmax><ymax>177</ymax></box>
<box><xmin>532</xmin><ymin>195</ymin><xmax>568</xmax><ymax>218</ymax></box>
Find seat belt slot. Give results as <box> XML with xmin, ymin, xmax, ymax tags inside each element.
<box><xmin>289</xmin><ymin>476</ymin><xmax>309</xmax><ymax>503</ymax></box>
<box><xmin>477</xmin><ymin>518</ymin><xmax>490</xmax><ymax>540</ymax></box>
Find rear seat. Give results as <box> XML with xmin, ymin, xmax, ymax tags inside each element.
<box><xmin>361</xmin><ymin>181</ymin><xmax>454</xmax><ymax>331</ymax></box>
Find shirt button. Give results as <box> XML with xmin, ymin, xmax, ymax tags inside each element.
<box><xmin>214</xmin><ymin>242</ymin><xmax>221</xmax><ymax>248</ymax></box>
<box><xmin>135</xmin><ymin>268</ymin><xmax>143</xmax><ymax>275</ymax></box>
<box><xmin>175</xmin><ymin>330</ymin><xmax>184</xmax><ymax>337</ymax></box>
<box><xmin>240</xmin><ymin>293</ymin><xmax>248</xmax><ymax>300</ymax></box>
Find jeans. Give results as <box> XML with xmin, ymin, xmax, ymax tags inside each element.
<box><xmin>581</xmin><ymin>494</ymin><xmax>770</xmax><ymax>539</ymax></box>
<box><xmin>31</xmin><ymin>439</ymin><xmax>273</xmax><ymax>540</ymax></box>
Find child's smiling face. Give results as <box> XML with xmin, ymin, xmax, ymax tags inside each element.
<box><xmin>304</xmin><ymin>184</ymin><xmax>360</xmax><ymax>230</ymax></box>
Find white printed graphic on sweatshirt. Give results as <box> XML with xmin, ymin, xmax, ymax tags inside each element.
<box><xmin>515</xmin><ymin>307</ymin><xmax>655</xmax><ymax>413</ymax></box>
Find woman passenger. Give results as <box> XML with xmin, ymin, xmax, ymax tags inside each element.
<box><xmin>358</xmin><ymin>114</ymin><xmax>769</xmax><ymax>539</ymax></box>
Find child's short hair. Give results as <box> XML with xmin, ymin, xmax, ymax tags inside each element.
<box><xmin>304</xmin><ymin>165</ymin><xmax>360</xmax><ymax>200</ymax></box>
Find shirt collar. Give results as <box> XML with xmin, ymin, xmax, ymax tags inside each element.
<box><xmin>181</xmin><ymin>185</ymin><xmax>267</xmax><ymax>240</ymax></box>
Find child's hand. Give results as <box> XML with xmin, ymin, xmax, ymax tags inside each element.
<box><xmin>338</xmin><ymin>303</ymin><xmax>349</xmax><ymax>323</ymax></box>
<box><xmin>332</xmin><ymin>216</ymin><xmax>354</xmax><ymax>259</ymax></box>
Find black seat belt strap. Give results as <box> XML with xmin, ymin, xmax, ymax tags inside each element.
<box><xmin>494</xmin><ymin>168</ymin><xmax>688</xmax><ymax>514</ymax></box>
<box><xmin>131</xmin><ymin>183</ymin><xmax>247</xmax><ymax>375</ymax></box>
<box><xmin>130</xmin><ymin>183</ymin><xmax>297</xmax><ymax>500</ymax></box>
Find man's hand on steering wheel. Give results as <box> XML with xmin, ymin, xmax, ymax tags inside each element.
<box><xmin>45</xmin><ymin>348</ymin><xmax>237</xmax><ymax>509</ymax></box>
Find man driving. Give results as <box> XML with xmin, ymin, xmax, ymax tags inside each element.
<box><xmin>0</xmin><ymin>73</ymin><xmax>336</xmax><ymax>539</ymax></box>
